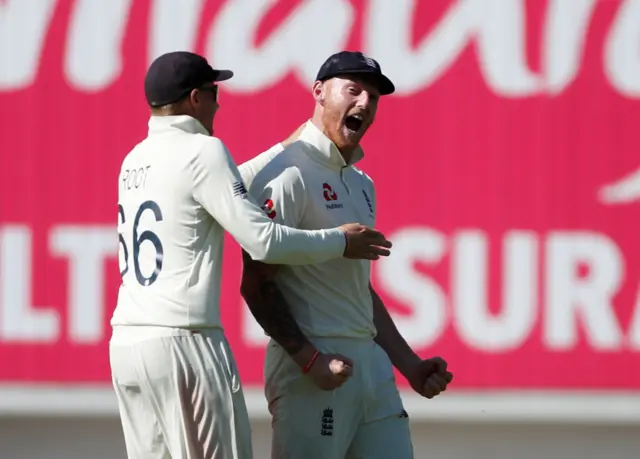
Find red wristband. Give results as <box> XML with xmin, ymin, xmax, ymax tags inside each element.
<box><xmin>302</xmin><ymin>350</ymin><xmax>320</xmax><ymax>374</ymax></box>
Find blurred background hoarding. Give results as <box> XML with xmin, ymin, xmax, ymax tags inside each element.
<box><xmin>1</xmin><ymin>1</ymin><xmax>639</xmax><ymax>458</ymax></box>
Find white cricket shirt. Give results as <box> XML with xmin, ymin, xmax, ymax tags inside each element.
<box><xmin>110</xmin><ymin>115</ymin><xmax>348</xmax><ymax>338</ymax></box>
<box><xmin>239</xmin><ymin>120</ymin><xmax>377</xmax><ymax>339</ymax></box>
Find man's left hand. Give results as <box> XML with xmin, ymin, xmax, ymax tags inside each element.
<box><xmin>405</xmin><ymin>356</ymin><xmax>453</xmax><ymax>399</ymax></box>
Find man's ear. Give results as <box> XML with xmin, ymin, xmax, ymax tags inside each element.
<box><xmin>312</xmin><ymin>80</ymin><xmax>325</xmax><ymax>105</ymax></box>
<box><xmin>188</xmin><ymin>88</ymin><xmax>199</xmax><ymax>106</ymax></box>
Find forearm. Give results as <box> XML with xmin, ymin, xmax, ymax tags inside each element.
<box><xmin>240</xmin><ymin>259</ymin><xmax>318</xmax><ymax>368</ymax></box>
<box><xmin>212</xmin><ymin>186</ymin><xmax>347</xmax><ymax>265</ymax></box>
<box><xmin>254</xmin><ymin>224</ymin><xmax>346</xmax><ymax>265</ymax></box>
<box><xmin>370</xmin><ymin>285</ymin><xmax>420</xmax><ymax>376</ymax></box>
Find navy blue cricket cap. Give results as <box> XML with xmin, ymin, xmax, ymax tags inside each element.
<box><xmin>315</xmin><ymin>51</ymin><xmax>395</xmax><ymax>95</ymax></box>
<box><xmin>144</xmin><ymin>51</ymin><xmax>234</xmax><ymax>107</ymax></box>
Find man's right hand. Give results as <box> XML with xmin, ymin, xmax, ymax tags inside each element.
<box><xmin>340</xmin><ymin>223</ymin><xmax>392</xmax><ymax>260</ymax></box>
<box><xmin>307</xmin><ymin>353</ymin><xmax>354</xmax><ymax>391</ymax></box>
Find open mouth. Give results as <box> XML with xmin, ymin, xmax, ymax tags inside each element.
<box><xmin>344</xmin><ymin>114</ymin><xmax>364</xmax><ymax>133</ymax></box>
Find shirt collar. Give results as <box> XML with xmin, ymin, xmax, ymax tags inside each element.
<box><xmin>148</xmin><ymin>115</ymin><xmax>210</xmax><ymax>136</ymax></box>
<box><xmin>299</xmin><ymin>120</ymin><xmax>365</xmax><ymax>170</ymax></box>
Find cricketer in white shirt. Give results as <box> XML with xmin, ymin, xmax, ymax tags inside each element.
<box><xmin>109</xmin><ymin>50</ymin><xmax>393</xmax><ymax>459</ymax></box>
<box><xmin>239</xmin><ymin>51</ymin><xmax>453</xmax><ymax>459</ymax></box>
<box><xmin>109</xmin><ymin>113</ymin><xmax>392</xmax><ymax>459</ymax></box>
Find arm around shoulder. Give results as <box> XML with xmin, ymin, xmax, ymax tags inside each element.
<box><xmin>190</xmin><ymin>138</ymin><xmax>346</xmax><ymax>264</ymax></box>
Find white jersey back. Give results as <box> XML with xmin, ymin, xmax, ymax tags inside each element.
<box><xmin>111</xmin><ymin>115</ymin><xmax>347</xmax><ymax>333</ymax></box>
<box><xmin>239</xmin><ymin>121</ymin><xmax>377</xmax><ymax>339</ymax></box>
<box><xmin>113</xmin><ymin>117</ymin><xmax>218</xmax><ymax>329</ymax></box>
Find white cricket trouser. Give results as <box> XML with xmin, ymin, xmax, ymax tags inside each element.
<box><xmin>264</xmin><ymin>337</ymin><xmax>413</xmax><ymax>459</ymax></box>
<box><xmin>109</xmin><ymin>326</ymin><xmax>252</xmax><ymax>459</ymax></box>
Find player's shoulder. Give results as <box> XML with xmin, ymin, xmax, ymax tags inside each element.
<box><xmin>191</xmin><ymin>134</ymin><xmax>227</xmax><ymax>157</ymax></box>
<box><xmin>350</xmin><ymin>165</ymin><xmax>374</xmax><ymax>182</ymax></box>
<box><xmin>130</xmin><ymin>128</ymin><xmax>221</xmax><ymax>162</ymax></box>
<box><xmin>249</xmin><ymin>145</ymin><xmax>306</xmax><ymax>194</ymax></box>
<box><xmin>121</xmin><ymin>136</ymin><xmax>149</xmax><ymax>159</ymax></box>
<box><xmin>349</xmin><ymin>164</ymin><xmax>375</xmax><ymax>189</ymax></box>
<box><xmin>119</xmin><ymin>141</ymin><xmax>151</xmax><ymax>174</ymax></box>
<box><xmin>239</xmin><ymin>143</ymin><xmax>285</xmax><ymax>187</ymax></box>
<box><xmin>185</xmin><ymin>135</ymin><xmax>235</xmax><ymax>172</ymax></box>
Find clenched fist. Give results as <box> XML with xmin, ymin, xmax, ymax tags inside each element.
<box><xmin>405</xmin><ymin>356</ymin><xmax>453</xmax><ymax>399</ymax></box>
<box><xmin>307</xmin><ymin>352</ymin><xmax>354</xmax><ymax>391</ymax></box>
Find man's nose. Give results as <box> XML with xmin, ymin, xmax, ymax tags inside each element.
<box><xmin>356</xmin><ymin>92</ymin><xmax>371</xmax><ymax>109</ymax></box>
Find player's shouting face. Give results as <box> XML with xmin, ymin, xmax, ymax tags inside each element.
<box><xmin>312</xmin><ymin>76</ymin><xmax>380</xmax><ymax>152</ymax></box>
